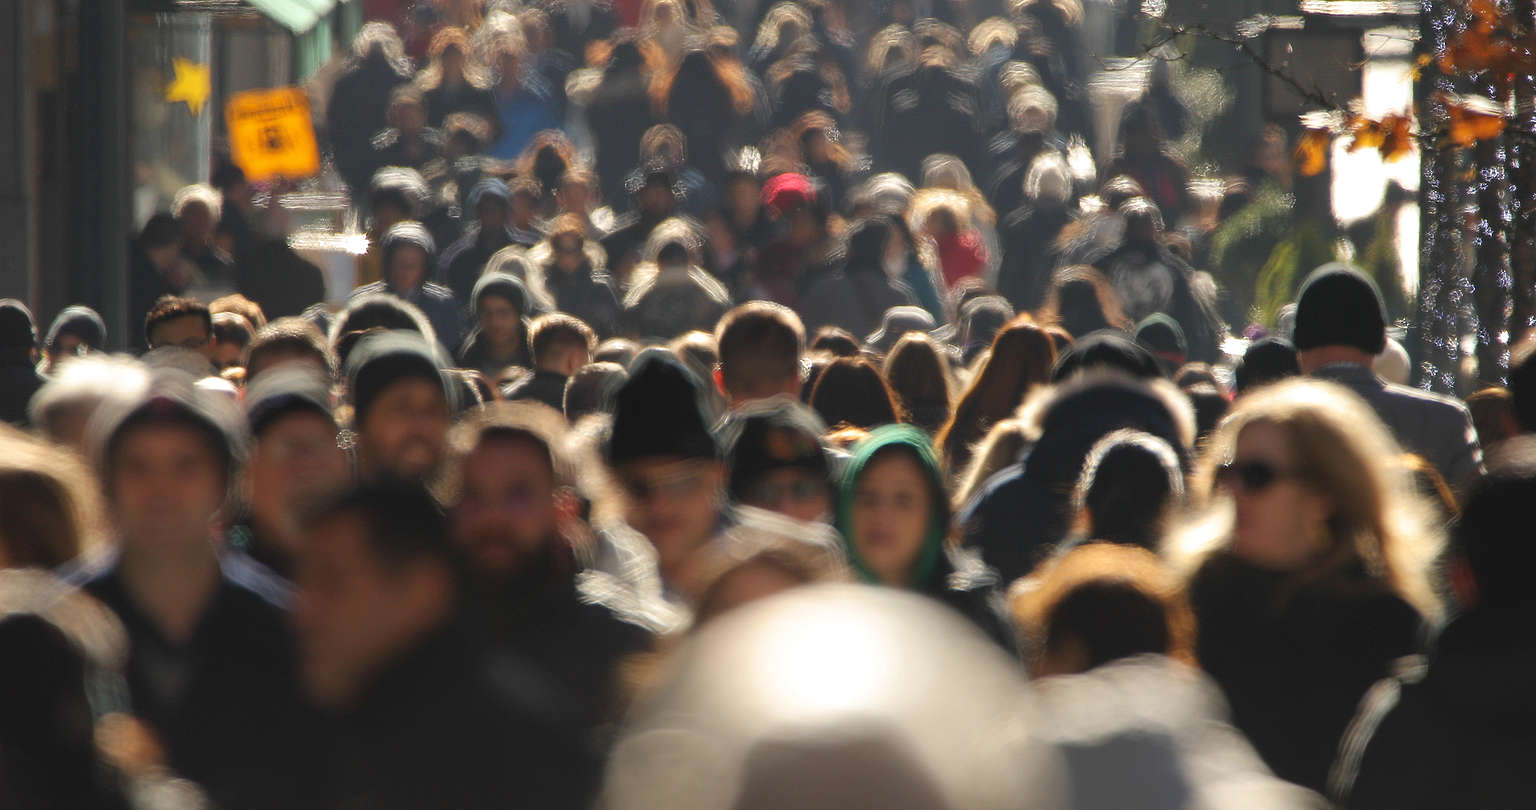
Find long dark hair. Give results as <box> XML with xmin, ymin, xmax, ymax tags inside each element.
<box><xmin>809</xmin><ymin>356</ymin><xmax>902</xmax><ymax>431</ymax></box>
<box><xmin>936</xmin><ymin>316</ymin><xmax>1057</xmax><ymax>476</ymax></box>
<box><xmin>883</xmin><ymin>333</ymin><xmax>953</xmax><ymax>435</ymax></box>
<box><xmin>840</xmin><ymin>216</ymin><xmax>895</xmax><ymax>276</ymax></box>
<box><xmin>1036</xmin><ymin>265</ymin><xmax>1132</xmax><ymax>339</ymax></box>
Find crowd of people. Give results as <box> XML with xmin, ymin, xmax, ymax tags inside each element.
<box><xmin>3</xmin><ymin>0</ymin><xmax>1535</xmax><ymax>807</ymax></box>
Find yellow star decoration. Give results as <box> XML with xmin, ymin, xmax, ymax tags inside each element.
<box><xmin>165</xmin><ymin>58</ymin><xmax>211</xmax><ymax>117</ymax></box>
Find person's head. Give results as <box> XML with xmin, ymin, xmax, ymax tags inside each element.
<box><xmin>0</xmin><ymin>426</ymin><xmax>104</xmax><ymax>568</ymax></box>
<box><xmin>507</xmin><ymin>175</ymin><xmax>541</xmax><ymax>228</ymax></box>
<box><xmin>715</xmin><ymin>302</ymin><xmax>806</xmax><ymax>406</ymax></box>
<box><xmin>1037</xmin><ymin>265</ymin><xmax>1131</xmax><ymax>340</ymax></box>
<box><xmin>1448</xmin><ymin>440</ymin><xmax>1536</xmax><ymax>614</ymax></box>
<box><xmin>379</xmin><ymin>222</ymin><xmax>436</xmax><ymax>294</ymax></box>
<box><xmin>595</xmin><ymin>337</ymin><xmax>641</xmax><ymax>367</ymax></box>
<box><xmin>883</xmin><ymin>333</ymin><xmax>953</xmax><ymax>435</ymax></box>
<box><xmin>1234</xmin><ymin>337</ymin><xmax>1299</xmax><ymax>395</ymax></box>
<box><xmin>1050</xmin><ymin>330</ymin><xmax>1162</xmax><ymax>382</ymax></box>
<box><xmin>243</xmin><ymin>366</ymin><xmax>347</xmax><ymax>546</ymax></box>
<box><xmin>92</xmin><ymin>373</ymin><xmax>244</xmax><ymax>554</ymax></box>
<box><xmin>385</xmin><ymin>83</ymin><xmax>427</xmax><ymax>134</ymax></box>
<box><xmin>864</xmin><ymin>307</ymin><xmax>938</xmax><ymax>358</ymax></box>
<box><xmin>634</xmin><ymin>164</ymin><xmax>681</xmax><ymax>219</ymax></box>
<box><xmin>719</xmin><ymin>398</ymin><xmax>833</xmax><ymax>524</ymax></box>
<box><xmin>687</xmin><ymin>537</ymin><xmax>849</xmax><ymax>627</ymax></box>
<box><xmin>1182</xmin><ymin>382</ymin><xmax>1230</xmax><ymax>446</ymax></box>
<box><xmin>244</xmin><ymin>317</ymin><xmax>335</xmax><ymax>383</ymax></box>
<box><xmin>144</xmin><ymin>296</ymin><xmax>213</xmax><ymax>359</ymax></box>
<box><xmin>470</xmin><ymin>273</ymin><xmax>530</xmax><ymax>352</ymax></box>
<box><xmin>172</xmin><ymin>184</ymin><xmax>222</xmax><ymax>248</ymax></box>
<box><xmin>1134</xmin><ymin>314</ymin><xmax>1186</xmax><ymax>377</ymax></box>
<box><xmin>836</xmin><ymin>426</ymin><xmax>949</xmax><ymax>588</ymax></box>
<box><xmin>427</xmin><ymin>26</ymin><xmax>471</xmax><ymax>85</ymax></box>
<box><xmin>344</xmin><ymin>331</ymin><xmax>451</xmax><ymax>483</ymax></box>
<box><xmin>1025</xmin><ymin>151</ymin><xmax>1072</xmax><ymax>208</ymax></box>
<box><xmin>30</xmin><ymin>355</ymin><xmax>152</xmax><ymax>454</ymax></box>
<box><xmin>368</xmin><ymin>167</ymin><xmax>428</xmax><ymax>232</ymax></box>
<box><xmin>41</xmin><ymin>306</ymin><xmax>106</xmax><ymax>372</ymax></box>
<box><xmin>936</xmin><ymin>317</ymin><xmax>1056</xmax><ymax>471</ymax></box>
<box><xmin>529</xmin><ymin>313</ymin><xmax>596</xmax><ymax>376</ymax></box>
<box><xmin>607</xmin><ymin>351</ymin><xmax>724</xmax><ymax>585</ymax></box>
<box><xmin>810</xmin><ymin>327</ymin><xmax>859</xmax><ymax>358</ymax></box>
<box><xmin>546</xmin><ymin>213</ymin><xmax>591</xmax><ymax>274</ymax></box>
<box><xmin>0</xmin><ymin>300</ymin><xmax>38</xmax><ymax>368</ymax></box>
<box><xmin>469</xmin><ymin>179</ymin><xmax>512</xmax><ymax>233</ymax></box>
<box><xmin>294</xmin><ymin>482</ymin><xmax>465</xmax><ymax>708</ymax></box>
<box><xmin>957</xmin><ymin>297</ymin><xmax>1015</xmax><ymax>358</ymax></box>
<box><xmin>809</xmin><ymin>356</ymin><xmax>902</xmax><ymax>431</ymax></box>
<box><xmin>1508</xmin><ymin>337</ymin><xmax>1536</xmax><ymax>433</ymax></box>
<box><xmin>1071</xmin><ymin>429</ymin><xmax>1184</xmax><ymax>550</ymax></box>
<box><xmin>210</xmin><ymin>312</ymin><xmax>255</xmax><ymax>372</ymax></box>
<box><xmin>556</xmin><ymin>167</ymin><xmax>597</xmax><ymax>215</ymax></box>
<box><xmin>443</xmin><ymin>403</ymin><xmax>576</xmax><ymax>580</ymax></box>
<box><xmin>137</xmin><ymin>213</ymin><xmax>183</xmax><ymax>274</ymax></box>
<box><xmin>564</xmin><ymin>362</ymin><xmax>628</xmax><ymax>422</ymax></box>
<box><xmin>1466</xmin><ymin>387</ymin><xmax>1521</xmax><ymax>449</ymax></box>
<box><xmin>1176</xmin><ymin>378</ymin><xmax>1442</xmax><ymax>618</ymax></box>
<box><xmin>1292</xmin><ymin>263</ymin><xmax>1388</xmax><ymax>372</ymax></box>
<box><xmin>1009</xmin><ymin>543</ymin><xmax>1195</xmax><ymax>677</ymax></box>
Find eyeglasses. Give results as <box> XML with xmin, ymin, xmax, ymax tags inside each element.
<box><xmin>619</xmin><ymin>469</ymin><xmax>709</xmax><ymax>502</ymax></box>
<box><xmin>1217</xmin><ymin>460</ymin><xmax>1295</xmax><ymax>494</ymax></box>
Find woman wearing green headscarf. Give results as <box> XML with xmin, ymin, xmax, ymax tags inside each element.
<box><xmin>835</xmin><ymin>424</ymin><xmax>1015</xmax><ymax>650</ymax></box>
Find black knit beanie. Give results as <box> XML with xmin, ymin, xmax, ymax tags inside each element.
<box><xmin>607</xmin><ymin>349</ymin><xmax>717</xmax><ymax>465</ymax></box>
<box><xmin>1292</xmin><ymin>263</ymin><xmax>1387</xmax><ymax>355</ymax></box>
<box><xmin>344</xmin><ymin>331</ymin><xmax>447</xmax><ymax>426</ymax></box>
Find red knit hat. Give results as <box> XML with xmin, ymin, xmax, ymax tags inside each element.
<box><xmin>761</xmin><ymin>172</ymin><xmax>818</xmax><ymax>216</ymax></box>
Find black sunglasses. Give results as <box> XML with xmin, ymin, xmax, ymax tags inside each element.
<box><xmin>1217</xmin><ymin>460</ymin><xmax>1294</xmax><ymax>493</ymax></box>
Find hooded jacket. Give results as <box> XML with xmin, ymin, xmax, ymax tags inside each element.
<box><xmin>836</xmin><ymin>425</ymin><xmax>1013</xmax><ymax>649</ymax></box>
<box><xmin>798</xmin><ymin>218</ymin><xmax>917</xmax><ymax>340</ymax></box>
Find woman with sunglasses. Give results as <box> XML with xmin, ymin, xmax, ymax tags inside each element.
<box><xmin>835</xmin><ymin>425</ymin><xmax>1014</xmax><ymax>650</ymax></box>
<box><xmin>1169</xmin><ymin>378</ymin><xmax>1443</xmax><ymax>793</ymax></box>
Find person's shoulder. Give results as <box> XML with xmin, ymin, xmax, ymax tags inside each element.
<box><xmin>958</xmin><ymin>461</ymin><xmax>1027</xmax><ymax>518</ymax></box>
<box><xmin>418</xmin><ymin>281</ymin><xmax>457</xmax><ymax>302</ymax></box>
<box><xmin>1379</xmin><ymin>379</ymin><xmax>1472</xmax><ymax>418</ymax></box>
<box><xmin>349</xmin><ymin>280</ymin><xmax>388</xmax><ymax>300</ymax></box>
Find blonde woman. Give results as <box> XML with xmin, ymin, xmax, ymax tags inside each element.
<box><xmin>1167</xmin><ymin>377</ymin><xmax>1443</xmax><ymax>793</ymax></box>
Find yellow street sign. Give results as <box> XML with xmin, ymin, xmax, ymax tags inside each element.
<box><xmin>225</xmin><ymin>86</ymin><xmax>321</xmax><ymax>183</ymax></box>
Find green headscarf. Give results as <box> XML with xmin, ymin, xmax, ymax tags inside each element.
<box><xmin>835</xmin><ymin>424</ymin><xmax>950</xmax><ymax>589</ymax></box>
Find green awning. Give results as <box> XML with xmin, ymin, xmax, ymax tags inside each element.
<box><xmin>244</xmin><ymin>0</ymin><xmax>338</xmax><ymax>34</ymax></box>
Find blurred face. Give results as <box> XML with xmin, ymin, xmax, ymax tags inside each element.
<box><xmin>478</xmin><ymin>295</ymin><xmax>522</xmax><ymax>349</ymax></box>
<box><xmin>372</xmin><ymin>202</ymin><xmax>408</xmax><ymax>235</ymax></box>
<box><xmin>556</xmin><ymin>180</ymin><xmax>593</xmax><ymax>214</ymax></box>
<box><xmin>789</xmin><ymin>208</ymin><xmax>820</xmax><ymax>245</ymax></box>
<box><xmin>498</xmin><ymin>52</ymin><xmax>522</xmax><ymax>85</ymax></box>
<box><xmin>639</xmin><ymin>184</ymin><xmax>674</xmax><ymax>218</ymax></box>
<box><xmin>728</xmin><ymin>177</ymin><xmax>760</xmax><ymax>218</ymax></box>
<box><xmin>553</xmin><ymin>235</ymin><xmax>585</xmax><ymax>273</ymax></box>
<box><xmin>110</xmin><ymin>423</ymin><xmax>226</xmax><ymax>553</ymax></box>
<box><xmin>357</xmin><ymin>378</ymin><xmax>449</xmax><ymax>482</ymax></box>
<box><xmin>391</xmin><ymin>101</ymin><xmax>426</xmax><ymax>134</ymax></box>
<box><xmin>212</xmin><ymin>339</ymin><xmax>244</xmax><ymax>371</ymax></box>
<box><xmin>386</xmin><ymin>245</ymin><xmax>429</xmax><ymax>292</ymax></box>
<box><xmin>150</xmin><ymin>315</ymin><xmax>213</xmax><ymax>358</ymax></box>
<box><xmin>442</xmin><ymin>46</ymin><xmax>465</xmax><ymax>81</ymax></box>
<box><xmin>850</xmin><ymin>451</ymin><xmax>931</xmax><ymax>587</ymax></box>
<box><xmin>742</xmin><ymin>467</ymin><xmax>831</xmax><ymax>524</ymax></box>
<box><xmin>509</xmin><ymin>194</ymin><xmax>535</xmax><ymax>227</ymax></box>
<box><xmin>293</xmin><ymin>513</ymin><xmax>450</xmax><ymax>708</ymax></box>
<box><xmin>180</xmin><ymin>202</ymin><xmax>215</xmax><ymax>248</ymax></box>
<box><xmin>249</xmin><ymin>412</ymin><xmax>349</xmax><ymax>549</ymax></box>
<box><xmin>451</xmin><ymin>437</ymin><xmax>557</xmax><ymax>578</ymax></box>
<box><xmin>1220</xmin><ymin>421</ymin><xmax>1333</xmax><ymax>571</ymax></box>
<box><xmin>618</xmin><ymin>458</ymin><xmax>725</xmax><ymax>586</ymax></box>
<box><xmin>49</xmin><ymin>334</ymin><xmax>88</xmax><ymax>364</ymax></box>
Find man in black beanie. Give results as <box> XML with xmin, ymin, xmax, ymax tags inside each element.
<box><xmin>605</xmin><ymin>349</ymin><xmax>727</xmax><ymax>594</ymax></box>
<box><xmin>345</xmin><ymin>330</ymin><xmax>453</xmax><ymax>483</ymax></box>
<box><xmin>717</xmin><ymin>397</ymin><xmax>834</xmax><ymax>525</ymax></box>
<box><xmin>1294</xmin><ymin>262</ymin><xmax>1482</xmax><ymax>490</ymax></box>
<box><xmin>0</xmin><ymin>299</ymin><xmax>44</xmax><ymax>426</ymax></box>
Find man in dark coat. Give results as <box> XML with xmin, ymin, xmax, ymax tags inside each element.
<box><xmin>870</xmin><ymin>58</ymin><xmax>985</xmax><ymax>183</ymax></box>
<box><xmin>0</xmin><ymin>300</ymin><xmax>45</xmax><ymax>426</ymax></box>
<box><xmin>446</xmin><ymin>403</ymin><xmax>653</xmax><ymax>745</ymax></box>
<box><xmin>66</xmin><ymin>374</ymin><xmax>321</xmax><ymax>810</ymax></box>
<box><xmin>295</xmin><ymin>482</ymin><xmax>597</xmax><ymax>810</ymax></box>
<box><xmin>351</xmin><ymin>222</ymin><xmax>465</xmax><ymax>352</ymax></box>
<box><xmin>502</xmin><ymin>314</ymin><xmax>593</xmax><ymax>413</ymax></box>
<box><xmin>1331</xmin><ymin>443</ymin><xmax>1536</xmax><ymax>808</ymax></box>
<box><xmin>327</xmin><ymin>25</ymin><xmax>414</xmax><ymax>196</ymax></box>
<box><xmin>797</xmin><ymin>216</ymin><xmax>916</xmax><ymax>341</ymax></box>
<box><xmin>440</xmin><ymin>179</ymin><xmax>518</xmax><ymax>307</ymax></box>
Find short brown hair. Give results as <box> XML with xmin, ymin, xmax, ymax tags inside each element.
<box><xmin>0</xmin><ymin>425</ymin><xmax>104</xmax><ymax>567</ymax></box>
<box><xmin>145</xmin><ymin>296</ymin><xmax>212</xmax><ymax>348</ymax></box>
<box><xmin>529</xmin><ymin>313</ymin><xmax>597</xmax><ymax>366</ymax></box>
<box><xmin>1009</xmin><ymin>543</ymin><xmax>1196</xmax><ymax>674</ymax></box>
<box><xmin>244</xmin><ymin>317</ymin><xmax>335</xmax><ymax>381</ymax></box>
<box><xmin>210</xmin><ymin>293</ymin><xmax>267</xmax><ymax>330</ymax></box>
<box><xmin>438</xmin><ymin>401</ymin><xmax>576</xmax><ymax>505</ymax></box>
<box><xmin>715</xmin><ymin>302</ymin><xmax>805</xmax><ymax>399</ymax></box>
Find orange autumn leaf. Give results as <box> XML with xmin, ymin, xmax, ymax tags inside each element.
<box><xmin>1348</xmin><ymin>115</ymin><xmax>1387</xmax><ymax>152</ymax></box>
<box><xmin>1378</xmin><ymin>114</ymin><xmax>1415</xmax><ymax>162</ymax></box>
<box><xmin>1439</xmin><ymin>92</ymin><xmax>1507</xmax><ymax>147</ymax></box>
<box><xmin>1294</xmin><ymin>128</ymin><xmax>1331</xmax><ymax>176</ymax></box>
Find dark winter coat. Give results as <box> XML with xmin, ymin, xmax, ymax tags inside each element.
<box><xmin>956</xmin><ymin>378</ymin><xmax>1189</xmax><ymax>584</ymax></box>
<box><xmin>349</xmin><ymin>280</ymin><xmax>465</xmax><ymax>355</ymax></box>
<box><xmin>622</xmin><ymin>266</ymin><xmax>733</xmax><ymax>341</ymax></box>
<box><xmin>541</xmin><ymin>261</ymin><xmax>622</xmax><ymax>339</ymax></box>
<box><xmin>870</xmin><ymin>65</ymin><xmax>985</xmax><ymax>182</ymax></box>
<box><xmin>1330</xmin><ymin>609</ymin><xmax>1536</xmax><ymax>809</ymax></box>
<box><xmin>501</xmin><ymin>368</ymin><xmax>569</xmax><ymax>413</ymax></box>
<box><xmin>319</xmin><ymin>616</ymin><xmax>598</xmax><ymax>810</ymax></box>
<box><xmin>1092</xmin><ymin>239</ymin><xmax>1224</xmax><ymax>363</ymax></box>
<box><xmin>328</xmin><ymin>55</ymin><xmax>412</xmax><ymax>194</ymax></box>
<box><xmin>998</xmin><ymin>203</ymin><xmax>1072</xmax><ymax>312</ymax></box>
<box><xmin>1189</xmin><ymin>554</ymin><xmax>1424</xmax><ymax>794</ymax></box>
<box><xmin>0</xmin><ymin>357</ymin><xmax>44</xmax><ymax>427</ymax></box>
